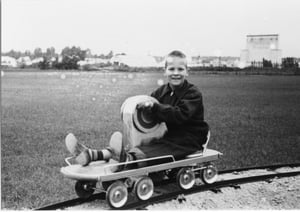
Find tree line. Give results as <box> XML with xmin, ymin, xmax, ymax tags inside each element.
<box><xmin>251</xmin><ymin>57</ymin><xmax>299</xmax><ymax>69</ymax></box>
<box><xmin>2</xmin><ymin>47</ymin><xmax>299</xmax><ymax>70</ymax></box>
<box><xmin>2</xmin><ymin>46</ymin><xmax>114</xmax><ymax>70</ymax></box>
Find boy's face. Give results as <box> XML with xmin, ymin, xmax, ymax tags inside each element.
<box><xmin>164</xmin><ymin>56</ymin><xmax>188</xmax><ymax>87</ymax></box>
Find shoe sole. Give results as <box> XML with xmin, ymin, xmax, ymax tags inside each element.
<box><xmin>65</xmin><ymin>133</ymin><xmax>79</xmax><ymax>156</ymax></box>
<box><xmin>65</xmin><ymin>133</ymin><xmax>87</xmax><ymax>156</ymax></box>
<box><xmin>109</xmin><ymin>132</ymin><xmax>127</xmax><ymax>171</ymax></box>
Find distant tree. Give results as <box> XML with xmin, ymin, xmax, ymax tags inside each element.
<box><xmin>282</xmin><ymin>57</ymin><xmax>299</xmax><ymax>68</ymax></box>
<box><xmin>61</xmin><ymin>55</ymin><xmax>79</xmax><ymax>69</ymax></box>
<box><xmin>106</xmin><ymin>50</ymin><xmax>114</xmax><ymax>59</ymax></box>
<box><xmin>34</xmin><ymin>47</ymin><xmax>43</xmax><ymax>58</ymax></box>
<box><xmin>85</xmin><ymin>49</ymin><xmax>92</xmax><ymax>58</ymax></box>
<box><xmin>60</xmin><ymin>46</ymin><xmax>87</xmax><ymax>69</ymax></box>
<box><xmin>263</xmin><ymin>58</ymin><xmax>272</xmax><ymax>68</ymax></box>
<box><xmin>24</xmin><ymin>50</ymin><xmax>33</xmax><ymax>59</ymax></box>
<box><xmin>99</xmin><ymin>53</ymin><xmax>106</xmax><ymax>59</ymax></box>
<box><xmin>38</xmin><ymin>56</ymin><xmax>49</xmax><ymax>70</ymax></box>
<box><xmin>45</xmin><ymin>47</ymin><xmax>56</xmax><ymax>59</ymax></box>
<box><xmin>52</xmin><ymin>57</ymin><xmax>62</xmax><ymax>69</ymax></box>
<box><xmin>61</xmin><ymin>46</ymin><xmax>86</xmax><ymax>60</ymax></box>
<box><xmin>2</xmin><ymin>49</ymin><xmax>22</xmax><ymax>59</ymax></box>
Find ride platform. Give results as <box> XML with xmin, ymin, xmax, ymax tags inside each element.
<box><xmin>60</xmin><ymin>149</ymin><xmax>222</xmax><ymax>182</ymax></box>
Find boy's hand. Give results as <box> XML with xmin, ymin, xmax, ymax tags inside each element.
<box><xmin>136</xmin><ymin>101</ymin><xmax>154</xmax><ymax>110</ymax></box>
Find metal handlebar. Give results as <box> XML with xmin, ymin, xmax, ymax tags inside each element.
<box><xmin>103</xmin><ymin>154</ymin><xmax>175</xmax><ymax>174</ymax></box>
<box><xmin>64</xmin><ymin>156</ymin><xmax>74</xmax><ymax>166</ymax></box>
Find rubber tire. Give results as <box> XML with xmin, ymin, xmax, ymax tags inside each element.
<box><xmin>134</xmin><ymin>176</ymin><xmax>154</xmax><ymax>201</ymax></box>
<box><xmin>201</xmin><ymin>165</ymin><xmax>218</xmax><ymax>184</ymax></box>
<box><xmin>106</xmin><ymin>181</ymin><xmax>128</xmax><ymax>209</ymax></box>
<box><xmin>176</xmin><ymin>168</ymin><xmax>196</xmax><ymax>190</ymax></box>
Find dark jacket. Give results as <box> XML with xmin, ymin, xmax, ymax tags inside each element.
<box><xmin>145</xmin><ymin>79</ymin><xmax>209</xmax><ymax>159</ymax></box>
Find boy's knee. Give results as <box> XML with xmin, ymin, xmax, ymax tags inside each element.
<box><xmin>128</xmin><ymin>147</ymin><xmax>146</xmax><ymax>159</ymax></box>
<box><xmin>128</xmin><ymin>147</ymin><xmax>147</xmax><ymax>168</ymax></box>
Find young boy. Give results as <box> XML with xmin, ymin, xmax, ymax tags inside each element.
<box><xmin>66</xmin><ymin>50</ymin><xmax>209</xmax><ymax>168</ymax></box>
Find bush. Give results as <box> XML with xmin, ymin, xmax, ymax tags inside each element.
<box><xmin>282</xmin><ymin>57</ymin><xmax>299</xmax><ymax>68</ymax></box>
<box><xmin>38</xmin><ymin>57</ymin><xmax>50</xmax><ymax>70</ymax></box>
<box><xmin>263</xmin><ymin>58</ymin><xmax>273</xmax><ymax>68</ymax></box>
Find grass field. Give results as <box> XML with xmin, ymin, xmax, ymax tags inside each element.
<box><xmin>1</xmin><ymin>71</ymin><xmax>300</xmax><ymax>209</ymax></box>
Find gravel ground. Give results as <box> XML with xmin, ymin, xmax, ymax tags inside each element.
<box><xmin>66</xmin><ymin>167</ymin><xmax>300</xmax><ymax>210</ymax></box>
<box><xmin>147</xmin><ymin>175</ymin><xmax>300</xmax><ymax>210</ymax></box>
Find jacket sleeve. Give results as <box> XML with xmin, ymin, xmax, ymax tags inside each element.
<box><xmin>151</xmin><ymin>91</ymin><xmax>203</xmax><ymax>125</ymax></box>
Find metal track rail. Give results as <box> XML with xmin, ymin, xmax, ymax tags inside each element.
<box><xmin>35</xmin><ymin>162</ymin><xmax>300</xmax><ymax>210</ymax></box>
<box><xmin>35</xmin><ymin>193</ymin><xmax>105</xmax><ymax>210</ymax></box>
<box><xmin>219</xmin><ymin>162</ymin><xmax>300</xmax><ymax>174</ymax></box>
<box><xmin>122</xmin><ymin>170</ymin><xmax>300</xmax><ymax>210</ymax></box>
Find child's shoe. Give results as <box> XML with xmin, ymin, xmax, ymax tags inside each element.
<box><xmin>75</xmin><ymin>149</ymin><xmax>91</xmax><ymax>166</ymax></box>
<box><xmin>65</xmin><ymin>133</ymin><xmax>88</xmax><ymax>156</ymax></box>
<box><xmin>108</xmin><ymin>132</ymin><xmax>127</xmax><ymax>171</ymax></box>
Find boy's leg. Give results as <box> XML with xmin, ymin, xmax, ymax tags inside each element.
<box><xmin>65</xmin><ymin>133</ymin><xmax>112</xmax><ymax>166</ymax></box>
<box><xmin>128</xmin><ymin>147</ymin><xmax>147</xmax><ymax>168</ymax></box>
<box><xmin>65</xmin><ymin>131</ymin><xmax>131</xmax><ymax>166</ymax></box>
<box><xmin>108</xmin><ymin>131</ymin><xmax>136</xmax><ymax>172</ymax></box>
<box><xmin>75</xmin><ymin>148</ymin><xmax>112</xmax><ymax>166</ymax></box>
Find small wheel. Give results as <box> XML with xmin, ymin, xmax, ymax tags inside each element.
<box><xmin>176</xmin><ymin>168</ymin><xmax>195</xmax><ymax>190</ymax></box>
<box><xmin>201</xmin><ymin>165</ymin><xmax>218</xmax><ymax>184</ymax></box>
<box><xmin>134</xmin><ymin>176</ymin><xmax>154</xmax><ymax>201</ymax></box>
<box><xmin>75</xmin><ymin>181</ymin><xmax>96</xmax><ymax>199</ymax></box>
<box><xmin>106</xmin><ymin>181</ymin><xmax>128</xmax><ymax>209</ymax></box>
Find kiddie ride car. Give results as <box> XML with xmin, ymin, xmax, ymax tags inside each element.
<box><xmin>60</xmin><ymin>95</ymin><xmax>222</xmax><ymax>209</ymax></box>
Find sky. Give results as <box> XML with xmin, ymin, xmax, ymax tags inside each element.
<box><xmin>2</xmin><ymin>0</ymin><xmax>300</xmax><ymax>57</ymax></box>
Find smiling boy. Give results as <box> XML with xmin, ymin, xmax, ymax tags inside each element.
<box><xmin>66</xmin><ymin>50</ymin><xmax>209</xmax><ymax>168</ymax></box>
<box><xmin>134</xmin><ymin>50</ymin><xmax>208</xmax><ymax>161</ymax></box>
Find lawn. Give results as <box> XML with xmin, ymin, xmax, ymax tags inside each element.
<box><xmin>1</xmin><ymin>71</ymin><xmax>300</xmax><ymax>209</ymax></box>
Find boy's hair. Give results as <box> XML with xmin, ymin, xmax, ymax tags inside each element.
<box><xmin>165</xmin><ymin>50</ymin><xmax>187</xmax><ymax>68</ymax></box>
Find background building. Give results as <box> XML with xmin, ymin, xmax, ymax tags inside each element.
<box><xmin>1</xmin><ymin>56</ymin><xmax>17</xmax><ymax>67</ymax></box>
<box><xmin>110</xmin><ymin>54</ymin><xmax>159</xmax><ymax>67</ymax></box>
<box><xmin>240</xmin><ymin>34</ymin><xmax>282</xmax><ymax>67</ymax></box>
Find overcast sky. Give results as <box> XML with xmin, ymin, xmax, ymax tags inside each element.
<box><xmin>2</xmin><ymin>0</ymin><xmax>300</xmax><ymax>57</ymax></box>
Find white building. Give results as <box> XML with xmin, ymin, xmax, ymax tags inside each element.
<box><xmin>17</xmin><ymin>56</ymin><xmax>32</xmax><ymax>66</ymax></box>
<box><xmin>78</xmin><ymin>57</ymin><xmax>110</xmax><ymax>66</ymax></box>
<box><xmin>1</xmin><ymin>56</ymin><xmax>17</xmax><ymax>67</ymax></box>
<box><xmin>31</xmin><ymin>57</ymin><xmax>44</xmax><ymax>64</ymax></box>
<box><xmin>240</xmin><ymin>34</ymin><xmax>282</xmax><ymax>67</ymax></box>
<box><xmin>110</xmin><ymin>54</ymin><xmax>159</xmax><ymax>67</ymax></box>
<box><xmin>187</xmin><ymin>57</ymin><xmax>202</xmax><ymax>67</ymax></box>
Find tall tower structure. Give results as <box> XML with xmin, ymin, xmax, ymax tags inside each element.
<box><xmin>240</xmin><ymin>34</ymin><xmax>282</xmax><ymax>66</ymax></box>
